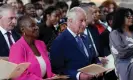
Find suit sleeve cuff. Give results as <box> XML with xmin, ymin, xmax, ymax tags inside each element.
<box><xmin>76</xmin><ymin>72</ymin><xmax>81</xmax><ymax>80</ymax></box>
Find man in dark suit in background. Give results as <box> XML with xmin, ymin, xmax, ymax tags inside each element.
<box><xmin>80</xmin><ymin>4</ymin><xmax>117</xmax><ymax>80</ymax></box>
<box><xmin>50</xmin><ymin>7</ymin><xmax>101</xmax><ymax>80</ymax></box>
<box><xmin>0</xmin><ymin>4</ymin><xmax>20</xmax><ymax>60</ymax></box>
<box><xmin>100</xmin><ymin>12</ymin><xmax>114</xmax><ymax>56</ymax></box>
<box><xmin>79</xmin><ymin>3</ymin><xmax>103</xmax><ymax>57</ymax></box>
<box><xmin>100</xmin><ymin>12</ymin><xmax>118</xmax><ymax>80</ymax></box>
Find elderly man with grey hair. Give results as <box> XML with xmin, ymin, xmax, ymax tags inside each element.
<box><xmin>50</xmin><ymin>7</ymin><xmax>101</xmax><ymax>80</ymax></box>
<box><xmin>0</xmin><ymin>4</ymin><xmax>20</xmax><ymax>60</ymax></box>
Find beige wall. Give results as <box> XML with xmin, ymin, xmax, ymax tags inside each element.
<box><xmin>81</xmin><ymin>0</ymin><xmax>133</xmax><ymax>9</ymax></box>
<box><xmin>22</xmin><ymin>0</ymin><xmax>31</xmax><ymax>5</ymax></box>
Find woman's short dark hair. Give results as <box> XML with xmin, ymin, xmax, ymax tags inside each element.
<box><xmin>43</xmin><ymin>6</ymin><xmax>57</xmax><ymax>21</ymax></box>
<box><xmin>55</xmin><ymin>1</ymin><xmax>68</xmax><ymax>10</ymax></box>
<box><xmin>112</xmin><ymin>7</ymin><xmax>133</xmax><ymax>33</ymax></box>
<box><xmin>70</xmin><ymin>0</ymin><xmax>80</xmax><ymax>9</ymax></box>
<box><xmin>17</xmin><ymin>16</ymin><xmax>33</xmax><ymax>34</ymax></box>
<box><xmin>34</xmin><ymin>3</ymin><xmax>43</xmax><ymax>10</ymax></box>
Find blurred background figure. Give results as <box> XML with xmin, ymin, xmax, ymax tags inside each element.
<box><xmin>17</xmin><ymin>0</ymin><xmax>24</xmax><ymax>18</ymax></box>
<box><xmin>101</xmin><ymin>0</ymin><xmax>118</xmax><ymax>13</ymax></box>
<box><xmin>99</xmin><ymin>0</ymin><xmax>118</xmax><ymax>23</ymax></box>
<box><xmin>5</xmin><ymin>0</ymin><xmax>24</xmax><ymax>18</ymax></box>
<box><xmin>55</xmin><ymin>1</ymin><xmax>68</xmax><ymax>19</ymax></box>
<box><xmin>100</xmin><ymin>12</ymin><xmax>114</xmax><ymax>56</ymax></box>
<box><xmin>70</xmin><ymin>0</ymin><xmax>81</xmax><ymax>9</ymax></box>
<box><xmin>36</xmin><ymin>0</ymin><xmax>46</xmax><ymax>10</ymax></box>
<box><xmin>34</xmin><ymin>2</ymin><xmax>44</xmax><ymax>24</ymax></box>
<box><xmin>5</xmin><ymin>0</ymin><xmax>18</xmax><ymax>9</ymax></box>
<box><xmin>38</xmin><ymin>6</ymin><xmax>59</xmax><ymax>51</ymax></box>
<box><xmin>93</xmin><ymin>6</ymin><xmax>106</xmax><ymax>34</ymax></box>
<box><xmin>55</xmin><ymin>1</ymin><xmax>68</xmax><ymax>34</ymax></box>
<box><xmin>24</xmin><ymin>3</ymin><xmax>37</xmax><ymax>19</ymax></box>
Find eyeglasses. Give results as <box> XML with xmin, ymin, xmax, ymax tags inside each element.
<box><xmin>126</xmin><ymin>15</ymin><xmax>133</xmax><ymax>19</ymax></box>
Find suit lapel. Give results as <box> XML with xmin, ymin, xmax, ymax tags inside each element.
<box><xmin>0</xmin><ymin>31</ymin><xmax>9</xmax><ymax>50</ymax></box>
<box><xmin>65</xmin><ymin>30</ymin><xmax>89</xmax><ymax>59</ymax></box>
<box><xmin>81</xmin><ymin>35</ymin><xmax>92</xmax><ymax>61</ymax></box>
<box><xmin>12</xmin><ymin>30</ymin><xmax>20</xmax><ymax>42</ymax></box>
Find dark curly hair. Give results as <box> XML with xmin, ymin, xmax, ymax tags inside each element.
<box><xmin>43</xmin><ymin>6</ymin><xmax>57</xmax><ymax>22</ymax></box>
<box><xmin>55</xmin><ymin>1</ymin><xmax>68</xmax><ymax>10</ymax></box>
<box><xmin>112</xmin><ymin>7</ymin><xmax>133</xmax><ymax>33</ymax></box>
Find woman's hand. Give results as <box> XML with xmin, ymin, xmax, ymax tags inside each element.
<box><xmin>100</xmin><ymin>57</ymin><xmax>109</xmax><ymax>65</ymax></box>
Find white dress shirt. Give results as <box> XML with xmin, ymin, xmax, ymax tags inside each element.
<box><xmin>0</xmin><ymin>26</ymin><xmax>15</xmax><ymax>48</ymax></box>
<box><xmin>107</xmin><ymin>26</ymin><xmax>112</xmax><ymax>32</ymax></box>
<box><xmin>67</xmin><ymin>27</ymin><xmax>81</xmax><ymax>80</ymax></box>
<box><xmin>36</xmin><ymin>56</ymin><xmax>46</xmax><ymax>77</ymax></box>
<box><xmin>67</xmin><ymin>27</ymin><xmax>89</xmax><ymax>57</ymax></box>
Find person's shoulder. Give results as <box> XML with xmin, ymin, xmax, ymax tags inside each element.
<box><xmin>35</xmin><ymin>40</ymin><xmax>47</xmax><ymax>48</ymax></box>
<box><xmin>38</xmin><ymin>23</ymin><xmax>45</xmax><ymax>27</ymax></box>
<box><xmin>10</xmin><ymin>38</ymin><xmax>23</xmax><ymax>49</ymax></box>
<box><xmin>12</xmin><ymin>29</ymin><xmax>21</xmax><ymax>37</ymax></box>
<box><xmin>110</xmin><ymin>30</ymin><xmax>119</xmax><ymax>35</ymax></box>
<box><xmin>36</xmin><ymin>40</ymin><xmax>45</xmax><ymax>44</ymax></box>
<box><xmin>55</xmin><ymin>30</ymin><xmax>68</xmax><ymax>41</ymax></box>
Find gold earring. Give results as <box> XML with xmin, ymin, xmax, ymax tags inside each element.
<box><xmin>24</xmin><ymin>32</ymin><xmax>25</xmax><ymax>35</ymax></box>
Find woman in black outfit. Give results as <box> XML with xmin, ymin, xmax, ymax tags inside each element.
<box><xmin>38</xmin><ymin>6</ymin><xmax>59</xmax><ymax>51</ymax></box>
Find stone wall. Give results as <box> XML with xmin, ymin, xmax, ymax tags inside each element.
<box><xmin>119</xmin><ymin>0</ymin><xmax>133</xmax><ymax>9</ymax></box>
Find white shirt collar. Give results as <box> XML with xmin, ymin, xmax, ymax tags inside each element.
<box><xmin>67</xmin><ymin>27</ymin><xmax>77</xmax><ymax>37</ymax></box>
<box><xmin>107</xmin><ymin>26</ymin><xmax>112</xmax><ymax>32</ymax></box>
<box><xmin>84</xmin><ymin>28</ymin><xmax>88</xmax><ymax>35</ymax></box>
<box><xmin>0</xmin><ymin>26</ymin><xmax>11</xmax><ymax>35</ymax></box>
<box><xmin>99</xmin><ymin>20</ymin><xmax>112</xmax><ymax>32</ymax></box>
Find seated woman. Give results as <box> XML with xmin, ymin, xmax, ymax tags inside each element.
<box><xmin>110</xmin><ymin>8</ymin><xmax>133</xmax><ymax>80</ymax></box>
<box><xmin>38</xmin><ymin>6</ymin><xmax>59</xmax><ymax>51</ymax></box>
<box><xmin>9</xmin><ymin>16</ymin><xmax>54</xmax><ymax>80</ymax></box>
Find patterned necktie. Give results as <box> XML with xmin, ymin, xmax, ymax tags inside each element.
<box><xmin>75</xmin><ymin>36</ymin><xmax>84</xmax><ymax>50</ymax></box>
<box><xmin>6</xmin><ymin>32</ymin><xmax>13</xmax><ymax>46</ymax></box>
<box><xmin>75</xmin><ymin>35</ymin><xmax>89</xmax><ymax>57</ymax></box>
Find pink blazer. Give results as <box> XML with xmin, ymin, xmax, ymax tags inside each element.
<box><xmin>9</xmin><ymin>36</ymin><xmax>54</xmax><ymax>80</ymax></box>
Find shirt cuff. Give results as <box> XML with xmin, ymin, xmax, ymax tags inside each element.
<box><xmin>76</xmin><ymin>72</ymin><xmax>81</xmax><ymax>80</ymax></box>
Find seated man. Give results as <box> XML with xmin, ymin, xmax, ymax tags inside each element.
<box><xmin>50</xmin><ymin>7</ymin><xmax>101</xmax><ymax>80</ymax></box>
<box><xmin>0</xmin><ymin>4</ymin><xmax>20</xmax><ymax>60</ymax></box>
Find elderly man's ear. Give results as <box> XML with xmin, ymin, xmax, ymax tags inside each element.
<box><xmin>68</xmin><ymin>19</ymin><xmax>72</xmax><ymax>23</ymax></box>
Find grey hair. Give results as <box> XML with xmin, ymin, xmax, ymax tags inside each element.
<box><xmin>79</xmin><ymin>5</ymin><xmax>93</xmax><ymax>15</ymax></box>
<box><xmin>0</xmin><ymin>4</ymin><xmax>16</xmax><ymax>16</ymax></box>
<box><xmin>67</xmin><ymin>7</ymin><xmax>86</xmax><ymax>21</ymax></box>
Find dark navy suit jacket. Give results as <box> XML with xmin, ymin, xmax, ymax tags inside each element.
<box><xmin>0</xmin><ymin>30</ymin><xmax>20</xmax><ymax>56</ymax></box>
<box><xmin>50</xmin><ymin>29</ymin><xmax>100</xmax><ymax>80</ymax></box>
<box><xmin>87</xmin><ymin>25</ymin><xmax>104</xmax><ymax>57</ymax></box>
